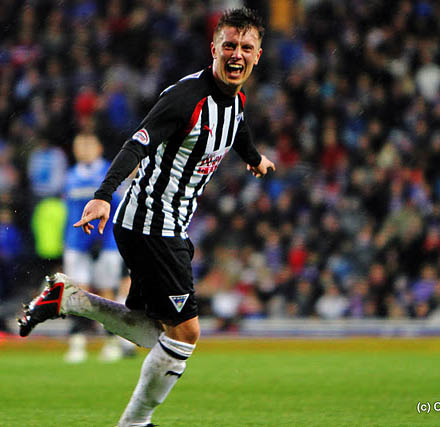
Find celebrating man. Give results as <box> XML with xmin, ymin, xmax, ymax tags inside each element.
<box><xmin>19</xmin><ymin>8</ymin><xmax>275</xmax><ymax>426</ymax></box>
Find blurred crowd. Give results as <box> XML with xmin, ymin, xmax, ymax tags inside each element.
<box><xmin>0</xmin><ymin>0</ymin><xmax>440</xmax><ymax>331</ymax></box>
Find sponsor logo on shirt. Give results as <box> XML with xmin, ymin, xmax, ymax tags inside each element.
<box><xmin>203</xmin><ymin>124</ymin><xmax>213</xmax><ymax>136</ymax></box>
<box><xmin>132</xmin><ymin>129</ymin><xmax>150</xmax><ymax>145</ymax></box>
<box><xmin>197</xmin><ymin>152</ymin><xmax>228</xmax><ymax>175</ymax></box>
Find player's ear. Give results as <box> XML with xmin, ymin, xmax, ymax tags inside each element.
<box><xmin>254</xmin><ymin>48</ymin><xmax>262</xmax><ymax>65</ymax></box>
<box><xmin>211</xmin><ymin>41</ymin><xmax>217</xmax><ymax>59</ymax></box>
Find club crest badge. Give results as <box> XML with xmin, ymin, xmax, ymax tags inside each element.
<box><xmin>169</xmin><ymin>294</ymin><xmax>189</xmax><ymax>312</ymax></box>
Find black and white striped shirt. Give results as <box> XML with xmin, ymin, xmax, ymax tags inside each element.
<box><xmin>95</xmin><ymin>68</ymin><xmax>261</xmax><ymax>238</ymax></box>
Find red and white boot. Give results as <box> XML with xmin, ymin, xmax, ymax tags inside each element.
<box><xmin>18</xmin><ymin>273</ymin><xmax>78</xmax><ymax>337</ymax></box>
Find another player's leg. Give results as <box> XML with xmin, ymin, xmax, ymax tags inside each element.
<box><xmin>118</xmin><ymin>317</ymin><xmax>199</xmax><ymax>427</ymax></box>
<box><xmin>93</xmin><ymin>249</ymin><xmax>126</xmax><ymax>361</ymax></box>
<box><xmin>63</xmin><ymin>249</ymin><xmax>93</xmax><ymax>363</ymax></box>
<box><xmin>18</xmin><ymin>273</ymin><xmax>161</xmax><ymax>348</ymax></box>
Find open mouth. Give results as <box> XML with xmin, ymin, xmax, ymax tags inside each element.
<box><xmin>226</xmin><ymin>63</ymin><xmax>244</xmax><ymax>76</ymax></box>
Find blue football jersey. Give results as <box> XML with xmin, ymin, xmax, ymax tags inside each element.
<box><xmin>64</xmin><ymin>157</ymin><xmax>121</xmax><ymax>251</ymax></box>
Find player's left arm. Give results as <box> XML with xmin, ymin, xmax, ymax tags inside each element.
<box><xmin>247</xmin><ymin>154</ymin><xmax>276</xmax><ymax>178</ymax></box>
<box><xmin>233</xmin><ymin>120</ymin><xmax>275</xmax><ymax>178</ymax></box>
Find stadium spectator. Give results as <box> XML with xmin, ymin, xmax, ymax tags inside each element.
<box><xmin>0</xmin><ymin>206</ymin><xmax>23</xmax><ymax>332</ymax></box>
<box><xmin>315</xmin><ymin>282</ymin><xmax>349</xmax><ymax>320</ymax></box>
<box><xmin>0</xmin><ymin>142</ymin><xmax>19</xmax><ymax>194</ymax></box>
<box><xmin>30</xmin><ymin>196</ymin><xmax>66</xmax><ymax>277</ymax></box>
<box><xmin>411</xmin><ymin>264</ymin><xmax>438</xmax><ymax>306</ymax></box>
<box><xmin>26</xmin><ymin>133</ymin><xmax>67</xmax><ymax>200</ymax></box>
<box><xmin>287</xmin><ymin>277</ymin><xmax>316</xmax><ymax>318</ymax></box>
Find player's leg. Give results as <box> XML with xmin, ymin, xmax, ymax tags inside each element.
<box><xmin>62</xmin><ymin>230</ymin><xmax>161</xmax><ymax>348</ymax></box>
<box><xmin>118</xmin><ymin>317</ymin><xmax>199</xmax><ymax>427</ymax></box>
<box><xmin>115</xmin><ymin>271</ymin><xmax>138</xmax><ymax>357</ymax></box>
<box><xmin>18</xmin><ymin>272</ymin><xmax>162</xmax><ymax>348</ymax></box>
<box><xmin>116</xmin><ymin>231</ymin><xmax>199</xmax><ymax>427</ymax></box>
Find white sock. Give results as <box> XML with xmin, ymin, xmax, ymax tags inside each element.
<box><xmin>118</xmin><ymin>333</ymin><xmax>195</xmax><ymax>427</ymax></box>
<box><xmin>64</xmin><ymin>333</ymin><xmax>87</xmax><ymax>364</ymax></box>
<box><xmin>65</xmin><ymin>289</ymin><xmax>161</xmax><ymax>348</ymax></box>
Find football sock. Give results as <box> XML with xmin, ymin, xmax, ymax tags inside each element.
<box><xmin>99</xmin><ymin>335</ymin><xmax>123</xmax><ymax>362</ymax></box>
<box><xmin>118</xmin><ymin>333</ymin><xmax>195</xmax><ymax>427</ymax></box>
<box><xmin>64</xmin><ymin>289</ymin><xmax>161</xmax><ymax>348</ymax></box>
<box><xmin>64</xmin><ymin>333</ymin><xmax>87</xmax><ymax>363</ymax></box>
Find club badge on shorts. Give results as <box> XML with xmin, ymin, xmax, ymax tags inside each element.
<box><xmin>169</xmin><ymin>294</ymin><xmax>189</xmax><ymax>312</ymax></box>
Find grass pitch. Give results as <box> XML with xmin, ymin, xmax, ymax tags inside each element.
<box><xmin>1</xmin><ymin>336</ymin><xmax>439</xmax><ymax>426</ymax></box>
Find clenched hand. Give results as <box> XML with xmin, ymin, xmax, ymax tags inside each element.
<box><xmin>247</xmin><ymin>154</ymin><xmax>276</xmax><ymax>178</ymax></box>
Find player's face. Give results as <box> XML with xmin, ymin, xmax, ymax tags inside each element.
<box><xmin>211</xmin><ymin>25</ymin><xmax>262</xmax><ymax>96</ymax></box>
<box><xmin>73</xmin><ymin>135</ymin><xmax>103</xmax><ymax>164</ymax></box>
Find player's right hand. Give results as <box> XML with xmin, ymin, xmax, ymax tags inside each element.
<box><xmin>73</xmin><ymin>199</ymin><xmax>111</xmax><ymax>235</ymax></box>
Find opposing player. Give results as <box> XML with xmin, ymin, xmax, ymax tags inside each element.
<box><xmin>18</xmin><ymin>8</ymin><xmax>275</xmax><ymax>426</ymax></box>
<box><xmin>63</xmin><ymin>133</ymin><xmax>124</xmax><ymax>362</ymax></box>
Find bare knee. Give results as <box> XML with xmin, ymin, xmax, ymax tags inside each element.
<box><xmin>163</xmin><ymin>316</ymin><xmax>200</xmax><ymax>344</ymax></box>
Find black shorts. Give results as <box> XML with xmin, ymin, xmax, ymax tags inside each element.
<box><xmin>113</xmin><ymin>224</ymin><xmax>198</xmax><ymax>326</ymax></box>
